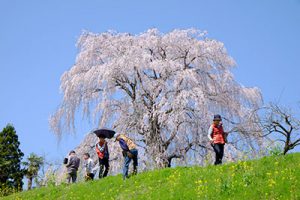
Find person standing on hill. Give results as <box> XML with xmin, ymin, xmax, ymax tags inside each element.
<box><xmin>208</xmin><ymin>114</ymin><xmax>228</xmax><ymax>165</ymax></box>
<box><xmin>83</xmin><ymin>153</ymin><xmax>95</xmax><ymax>181</ymax></box>
<box><xmin>114</xmin><ymin>133</ymin><xmax>138</xmax><ymax>180</ymax></box>
<box><xmin>95</xmin><ymin>137</ymin><xmax>110</xmax><ymax>178</ymax></box>
<box><xmin>65</xmin><ymin>150</ymin><xmax>80</xmax><ymax>183</ymax></box>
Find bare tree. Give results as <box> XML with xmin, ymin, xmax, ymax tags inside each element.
<box><xmin>261</xmin><ymin>103</ymin><xmax>300</xmax><ymax>155</ymax></box>
<box><xmin>50</xmin><ymin>29</ymin><xmax>262</xmax><ymax>168</ymax></box>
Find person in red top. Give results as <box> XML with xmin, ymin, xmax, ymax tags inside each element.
<box><xmin>95</xmin><ymin>137</ymin><xmax>109</xmax><ymax>178</ymax></box>
<box><xmin>208</xmin><ymin>114</ymin><xmax>228</xmax><ymax>165</ymax></box>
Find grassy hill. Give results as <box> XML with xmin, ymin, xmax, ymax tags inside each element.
<box><xmin>2</xmin><ymin>153</ymin><xmax>300</xmax><ymax>200</ymax></box>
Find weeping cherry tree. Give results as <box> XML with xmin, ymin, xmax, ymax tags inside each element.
<box><xmin>50</xmin><ymin>29</ymin><xmax>262</xmax><ymax>168</ymax></box>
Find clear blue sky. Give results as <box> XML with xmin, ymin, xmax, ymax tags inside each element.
<box><xmin>0</xmin><ymin>0</ymin><xmax>300</xmax><ymax>162</ymax></box>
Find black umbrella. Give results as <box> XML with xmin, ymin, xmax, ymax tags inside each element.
<box><xmin>93</xmin><ymin>128</ymin><xmax>116</xmax><ymax>139</ymax></box>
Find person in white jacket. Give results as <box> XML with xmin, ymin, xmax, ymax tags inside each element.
<box><xmin>83</xmin><ymin>153</ymin><xmax>95</xmax><ymax>181</ymax></box>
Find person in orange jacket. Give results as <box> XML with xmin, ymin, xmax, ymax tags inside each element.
<box><xmin>95</xmin><ymin>137</ymin><xmax>109</xmax><ymax>178</ymax></box>
<box><xmin>208</xmin><ymin>114</ymin><xmax>228</xmax><ymax>165</ymax></box>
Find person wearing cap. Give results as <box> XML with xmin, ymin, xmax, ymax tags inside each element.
<box><xmin>114</xmin><ymin>133</ymin><xmax>138</xmax><ymax>180</ymax></box>
<box><xmin>65</xmin><ymin>150</ymin><xmax>80</xmax><ymax>183</ymax></box>
<box><xmin>83</xmin><ymin>153</ymin><xmax>96</xmax><ymax>181</ymax></box>
<box><xmin>95</xmin><ymin>137</ymin><xmax>110</xmax><ymax>178</ymax></box>
<box><xmin>208</xmin><ymin>114</ymin><xmax>228</xmax><ymax>165</ymax></box>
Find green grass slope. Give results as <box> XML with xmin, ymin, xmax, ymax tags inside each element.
<box><xmin>3</xmin><ymin>153</ymin><xmax>300</xmax><ymax>200</ymax></box>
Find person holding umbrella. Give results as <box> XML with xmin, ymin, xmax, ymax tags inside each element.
<box><xmin>92</xmin><ymin>128</ymin><xmax>115</xmax><ymax>179</ymax></box>
<box><xmin>208</xmin><ymin>114</ymin><xmax>228</xmax><ymax>165</ymax></box>
<box><xmin>114</xmin><ymin>133</ymin><xmax>138</xmax><ymax>180</ymax></box>
<box><xmin>95</xmin><ymin>137</ymin><xmax>110</xmax><ymax>178</ymax></box>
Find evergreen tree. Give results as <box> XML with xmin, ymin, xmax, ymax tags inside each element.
<box><xmin>0</xmin><ymin>124</ymin><xmax>24</xmax><ymax>194</ymax></box>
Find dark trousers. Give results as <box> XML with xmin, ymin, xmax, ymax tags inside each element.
<box><xmin>212</xmin><ymin>143</ymin><xmax>224</xmax><ymax>165</ymax></box>
<box><xmin>66</xmin><ymin>171</ymin><xmax>77</xmax><ymax>183</ymax></box>
<box><xmin>99</xmin><ymin>157</ymin><xmax>109</xmax><ymax>179</ymax></box>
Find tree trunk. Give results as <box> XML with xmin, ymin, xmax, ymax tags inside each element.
<box><xmin>146</xmin><ymin>114</ymin><xmax>168</xmax><ymax>168</ymax></box>
<box><xmin>283</xmin><ymin>136</ymin><xmax>291</xmax><ymax>155</ymax></box>
<box><xmin>27</xmin><ymin>177</ymin><xmax>33</xmax><ymax>190</ymax></box>
<box><xmin>147</xmin><ymin>140</ymin><xmax>169</xmax><ymax>168</ymax></box>
<box><xmin>283</xmin><ymin>146</ymin><xmax>289</xmax><ymax>155</ymax></box>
